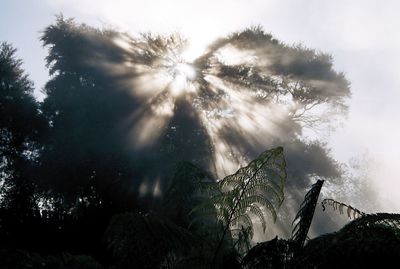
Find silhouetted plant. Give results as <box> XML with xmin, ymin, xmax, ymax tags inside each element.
<box><xmin>191</xmin><ymin>147</ymin><xmax>286</xmax><ymax>267</ymax></box>
<box><xmin>105</xmin><ymin>147</ymin><xmax>287</xmax><ymax>268</ymax></box>
<box><xmin>291</xmin><ymin>180</ymin><xmax>324</xmax><ymax>249</ymax></box>
<box><xmin>293</xmin><ymin>213</ymin><xmax>400</xmax><ymax>268</ymax></box>
<box><xmin>241</xmin><ymin>179</ymin><xmax>324</xmax><ymax>269</ymax></box>
<box><xmin>241</xmin><ymin>236</ymin><xmax>294</xmax><ymax>269</ymax></box>
<box><xmin>0</xmin><ymin>42</ymin><xmax>46</xmax><ymax>252</ymax></box>
<box><xmin>243</xmin><ymin>180</ymin><xmax>400</xmax><ymax>269</ymax></box>
<box><xmin>321</xmin><ymin>198</ymin><xmax>365</xmax><ymax>219</ymax></box>
<box><xmin>0</xmin><ymin>15</ymin><xmax>365</xmax><ymax>269</ymax></box>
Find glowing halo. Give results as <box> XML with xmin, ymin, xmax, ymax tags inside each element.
<box><xmin>167</xmin><ymin>61</ymin><xmax>197</xmax><ymax>96</ymax></box>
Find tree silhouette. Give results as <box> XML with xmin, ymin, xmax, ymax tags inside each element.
<box><xmin>0</xmin><ymin>42</ymin><xmax>45</xmax><ymax>250</ymax></box>
<box><xmin>38</xmin><ymin>17</ymin><xmax>350</xmax><ymax>222</ymax></box>
<box><xmin>0</xmin><ymin>15</ymin><xmax>364</xmax><ymax>268</ymax></box>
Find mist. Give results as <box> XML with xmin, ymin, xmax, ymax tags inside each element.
<box><xmin>31</xmin><ymin>16</ymin><xmax>366</xmax><ymax>239</ymax></box>
<box><xmin>2</xmin><ymin>1</ymin><xmax>400</xmax><ymax>268</ymax></box>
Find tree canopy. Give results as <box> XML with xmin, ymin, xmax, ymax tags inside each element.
<box><xmin>37</xmin><ymin>18</ymin><xmax>350</xmax><ymax>223</ymax></box>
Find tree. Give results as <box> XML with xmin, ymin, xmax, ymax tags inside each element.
<box><xmin>0</xmin><ymin>42</ymin><xmax>44</xmax><ymax>249</ymax></box>
<box><xmin>39</xmin><ymin>17</ymin><xmax>349</xmax><ymax>213</ymax></box>
<box><xmin>34</xmin><ymin>17</ymin><xmax>352</xmax><ymax>257</ymax></box>
<box><xmin>38</xmin><ymin>17</ymin><xmax>213</xmax><ymax>211</ymax></box>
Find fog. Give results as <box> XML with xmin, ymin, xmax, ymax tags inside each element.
<box><xmin>2</xmin><ymin>0</ymin><xmax>400</xmax><ymax>239</ymax></box>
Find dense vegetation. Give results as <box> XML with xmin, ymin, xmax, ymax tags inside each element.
<box><xmin>1</xmin><ymin>17</ymin><xmax>399</xmax><ymax>268</ymax></box>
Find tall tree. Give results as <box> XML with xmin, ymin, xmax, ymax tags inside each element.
<box><xmin>39</xmin><ymin>17</ymin><xmax>351</xmax><ymax>242</ymax></box>
<box><xmin>0</xmin><ymin>42</ymin><xmax>44</xmax><ymax>249</ymax></box>
<box><xmin>39</xmin><ymin>17</ymin><xmax>213</xmax><ymax>212</ymax></box>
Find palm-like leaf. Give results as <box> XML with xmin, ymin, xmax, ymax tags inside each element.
<box><xmin>291</xmin><ymin>179</ymin><xmax>324</xmax><ymax>248</ymax></box>
<box><xmin>192</xmin><ymin>147</ymin><xmax>286</xmax><ymax>236</ymax></box>
<box><xmin>321</xmin><ymin>198</ymin><xmax>365</xmax><ymax>219</ymax></box>
<box><xmin>190</xmin><ymin>147</ymin><xmax>286</xmax><ymax>267</ymax></box>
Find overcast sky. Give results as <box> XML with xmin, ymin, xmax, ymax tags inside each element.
<box><xmin>1</xmin><ymin>0</ymin><xmax>400</xmax><ymax>211</ymax></box>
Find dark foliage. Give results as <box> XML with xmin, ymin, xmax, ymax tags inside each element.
<box><xmin>0</xmin><ymin>42</ymin><xmax>46</xmax><ymax>252</ymax></box>
<box><xmin>291</xmin><ymin>179</ymin><xmax>324</xmax><ymax>248</ymax></box>
<box><xmin>242</xmin><ymin>183</ymin><xmax>400</xmax><ymax>269</ymax></box>
<box><xmin>293</xmin><ymin>213</ymin><xmax>400</xmax><ymax>268</ymax></box>
<box><xmin>0</xmin><ymin>249</ymin><xmax>103</xmax><ymax>269</ymax></box>
<box><xmin>241</xmin><ymin>236</ymin><xmax>294</xmax><ymax>269</ymax></box>
<box><xmin>4</xmin><ymin>16</ymin><xmax>397</xmax><ymax>269</ymax></box>
<box><xmin>241</xmin><ymin>179</ymin><xmax>324</xmax><ymax>269</ymax></box>
<box><xmin>104</xmin><ymin>147</ymin><xmax>286</xmax><ymax>268</ymax></box>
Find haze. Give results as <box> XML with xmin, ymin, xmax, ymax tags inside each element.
<box><xmin>1</xmin><ymin>0</ymin><xmax>400</xmax><ymax>213</ymax></box>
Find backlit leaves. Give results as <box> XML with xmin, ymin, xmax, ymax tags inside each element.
<box><xmin>192</xmin><ymin>147</ymin><xmax>286</xmax><ymax>239</ymax></box>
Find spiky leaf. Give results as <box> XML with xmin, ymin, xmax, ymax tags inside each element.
<box><xmin>291</xmin><ymin>179</ymin><xmax>324</xmax><ymax>248</ymax></box>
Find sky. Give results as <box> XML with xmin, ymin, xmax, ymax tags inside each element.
<box><xmin>1</xmin><ymin>0</ymin><xmax>400</xmax><ymax>211</ymax></box>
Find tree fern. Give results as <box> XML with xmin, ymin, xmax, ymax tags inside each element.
<box><xmin>105</xmin><ymin>148</ymin><xmax>286</xmax><ymax>268</ymax></box>
<box><xmin>191</xmin><ymin>147</ymin><xmax>286</xmax><ymax>266</ymax></box>
<box><xmin>241</xmin><ymin>179</ymin><xmax>324</xmax><ymax>268</ymax></box>
<box><xmin>291</xmin><ymin>179</ymin><xmax>324</xmax><ymax>248</ymax></box>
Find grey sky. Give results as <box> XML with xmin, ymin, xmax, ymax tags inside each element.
<box><xmin>1</xmin><ymin>0</ymin><xmax>400</xmax><ymax>211</ymax></box>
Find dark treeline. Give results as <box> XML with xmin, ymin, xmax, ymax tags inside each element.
<box><xmin>1</xmin><ymin>16</ymin><xmax>399</xmax><ymax>268</ymax></box>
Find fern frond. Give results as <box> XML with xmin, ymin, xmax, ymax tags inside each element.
<box><xmin>291</xmin><ymin>179</ymin><xmax>324</xmax><ymax>248</ymax></box>
<box><xmin>232</xmin><ymin>226</ymin><xmax>253</xmax><ymax>256</ymax></box>
<box><xmin>246</xmin><ymin>179</ymin><xmax>285</xmax><ymax>204</ymax></box>
<box><xmin>221</xmin><ymin>146</ymin><xmax>286</xmax><ymax>223</ymax></box>
<box><xmin>321</xmin><ymin>198</ymin><xmax>365</xmax><ymax>219</ymax></box>
<box><xmin>220</xmin><ymin>147</ymin><xmax>286</xmax><ymax>199</ymax></box>
<box><xmin>247</xmin><ymin>204</ymin><xmax>267</xmax><ymax>232</ymax></box>
<box><xmin>201</xmin><ymin>147</ymin><xmax>287</xmax><ymax>266</ymax></box>
<box><xmin>191</xmin><ymin>147</ymin><xmax>286</xmax><ymax>236</ymax></box>
<box><xmin>231</xmin><ymin>214</ymin><xmax>253</xmax><ymax>231</ymax></box>
<box><xmin>245</xmin><ymin>194</ymin><xmax>277</xmax><ymax>221</ymax></box>
<box><xmin>341</xmin><ymin>213</ymin><xmax>400</xmax><ymax>232</ymax></box>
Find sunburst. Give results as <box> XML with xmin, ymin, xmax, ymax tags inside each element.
<box><xmin>109</xmin><ymin>29</ymin><xmax>349</xmax><ymax>178</ymax></box>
